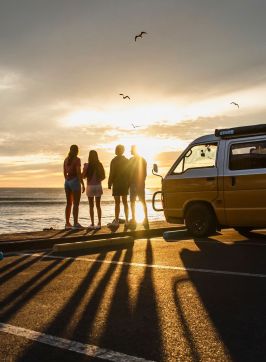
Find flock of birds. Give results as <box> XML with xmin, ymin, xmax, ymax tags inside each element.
<box><xmin>118</xmin><ymin>31</ymin><xmax>148</xmax><ymax>129</ymax></box>
<box><xmin>119</xmin><ymin>31</ymin><xmax>240</xmax><ymax>129</ymax></box>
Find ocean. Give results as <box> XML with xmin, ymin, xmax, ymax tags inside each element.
<box><xmin>0</xmin><ymin>188</ymin><xmax>164</xmax><ymax>234</ymax></box>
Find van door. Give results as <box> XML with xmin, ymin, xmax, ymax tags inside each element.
<box><xmin>223</xmin><ymin>138</ymin><xmax>266</xmax><ymax>227</ymax></box>
<box><xmin>163</xmin><ymin>143</ymin><xmax>219</xmax><ymax>220</ymax></box>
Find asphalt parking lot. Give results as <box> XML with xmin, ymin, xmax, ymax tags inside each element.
<box><xmin>1</xmin><ymin>228</ymin><xmax>266</xmax><ymax>362</ymax></box>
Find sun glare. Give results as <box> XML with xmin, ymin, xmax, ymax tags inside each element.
<box><xmin>135</xmin><ymin>201</ymin><xmax>145</xmax><ymax>222</ymax></box>
<box><xmin>104</xmin><ymin>136</ymin><xmax>165</xmax><ymax>165</ymax></box>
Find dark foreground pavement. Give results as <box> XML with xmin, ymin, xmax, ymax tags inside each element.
<box><xmin>1</xmin><ymin>229</ymin><xmax>266</xmax><ymax>361</ymax></box>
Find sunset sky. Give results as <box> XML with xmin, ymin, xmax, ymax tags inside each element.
<box><xmin>1</xmin><ymin>0</ymin><xmax>266</xmax><ymax>188</ymax></box>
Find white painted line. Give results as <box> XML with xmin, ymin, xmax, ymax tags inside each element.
<box><xmin>13</xmin><ymin>252</ymin><xmax>266</xmax><ymax>279</ymax></box>
<box><xmin>0</xmin><ymin>322</ymin><xmax>154</xmax><ymax>362</ymax></box>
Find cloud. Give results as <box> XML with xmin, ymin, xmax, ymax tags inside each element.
<box><xmin>1</xmin><ymin>0</ymin><xmax>266</xmax><ymax>105</ymax></box>
<box><xmin>144</xmin><ymin>113</ymin><xmax>266</xmax><ymax>143</ymax></box>
<box><xmin>1</xmin><ymin>0</ymin><xmax>266</xmax><ymax>187</ymax></box>
<box><xmin>0</xmin><ymin>69</ymin><xmax>22</xmax><ymax>90</ymax></box>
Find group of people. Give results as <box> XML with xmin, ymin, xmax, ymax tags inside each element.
<box><xmin>63</xmin><ymin>144</ymin><xmax>148</xmax><ymax>230</ymax></box>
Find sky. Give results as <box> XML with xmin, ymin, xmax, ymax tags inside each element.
<box><xmin>1</xmin><ymin>0</ymin><xmax>266</xmax><ymax>188</ymax></box>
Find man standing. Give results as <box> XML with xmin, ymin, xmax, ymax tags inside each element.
<box><xmin>129</xmin><ymin>145</ymin><xmax>148</xmax><ymax>227</ymax></box>
<box><xmin>108</xmin><ymin>144</ymin><xmax>129</xmax><ymax>227</ymax></box>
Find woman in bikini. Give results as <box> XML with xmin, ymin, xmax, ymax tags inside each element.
<box><xmin>63</xmin><ymin>144</ymin><xmax>85</xmax><ymax>230</ymax></box>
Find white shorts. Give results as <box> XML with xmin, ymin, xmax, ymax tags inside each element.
<box><xmin>86</xmin><ymin>184</ymin><xmax>103</xmax><ymax>198</ymax></box>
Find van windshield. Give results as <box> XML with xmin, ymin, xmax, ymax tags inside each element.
<box><xmin>172</xmin><ymin>143</ymin><xmax>218</xmax><ymax>174</ymax></box>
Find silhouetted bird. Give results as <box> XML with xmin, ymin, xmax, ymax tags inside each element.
<box><xmin>135</xmin><ymin>31</ymin><xmax>147</xmax><ymax>42</ymax></box>
<box><xmin>132</xmin><ymin>123</ymin><xmax>140</xmax><ymax>128</ymax></box>
<box><xmin>231</xmin><ymin>102</ymin><xmax>239</xmax><ymax>108</ymax></box>
<box><xmin>119</xmin><ymin>93</ymin><xmax>130</xmax><ymax>99</ymax></box>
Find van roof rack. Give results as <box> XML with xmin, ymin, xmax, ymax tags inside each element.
<box><xmin>215</xmin><ymin>124</ymin><xmax>266</xmax><ymax>138</ymax></box>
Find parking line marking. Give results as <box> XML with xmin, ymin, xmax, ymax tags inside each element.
<box><xmin>0</xmin><ymin>322</ymin><xmax>154</xmax><ymax>362</ymax></box>
<box><xmin>12</xmin><ymin>252</ymin><xmax>266</xmax><ymax>279</ymax></box>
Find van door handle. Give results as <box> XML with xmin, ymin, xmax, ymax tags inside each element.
<box><xmin>231</xmin><ymin>176</ymin><xmax>236</xmax><ymax>186</ymax></box>
<box><xmin>206</xmin><ymin>177</ymin><xmax>215</xmax><ymax>181</ymax></box>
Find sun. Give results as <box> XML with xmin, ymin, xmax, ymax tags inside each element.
<box><xmin>107</xmin><ymin>136</ymin><xmax>163</xmax><ymax>165</ymax></box>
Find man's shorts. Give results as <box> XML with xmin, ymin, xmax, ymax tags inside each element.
<box><xmin>64</xmin><ymin>177</ymin><xmax>81</xmax><ymax>192</ymax></box>
<box><xmin>112</xmin><ymin>183</ymin><xmax>129</xmax><ymax>197</ymax></box>
<box><xmin>130</xmin><ymin>183</ymin><xmax>145</xmax><ymax>202</ymax></box>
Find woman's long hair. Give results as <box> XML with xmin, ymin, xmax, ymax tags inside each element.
<box><xmin>67</xmin><ymin>145</ymin><xmax>79</xmax><ymax>165</ymax></box>
<box><xmin>87</xmin><ymin>150</ymin><xmax>105</xmax><ymax>181</ymax></box>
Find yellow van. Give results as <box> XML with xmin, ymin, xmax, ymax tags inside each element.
<box><xmin>152</xmin><ymin>124</ymin><xmax>266</xmax><ymax>237</ymax></box>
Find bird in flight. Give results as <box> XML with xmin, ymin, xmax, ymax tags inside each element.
<box><xmin>119</xmin><ymin>93</ymin><xmax>130</xmax><ymax>100</ymax></box>
<box><xmin>132</xmin><ymin>123</ymin><xmax>140</xmax><ymax>128</ymax></box>
<box><xmin>135</xmin><ymin>31</ymin><xmax>147</xmax><ymax>42</ymax></box>
<box><xmin>231</xmin><ymin>102</ymin><xmax>239</xmax><ymax>108</ymax></box>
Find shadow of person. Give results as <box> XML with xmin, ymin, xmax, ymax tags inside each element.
<box><xmin>177</xmin><ymin>234</ymin><xmax>266</xmax><ymax>361</ymax></box>
<box><xmin>0</xmin><ymin>254</ymin><xmax>30</xmax><ymax>274</ymax></box>
<box><xmin>172</xmin><ymin>276</ymin><xmax>201</xmax><ymax>362</ymax></box>
<box><xmin>98</xmin><ymin>238</ymin><xmax>163</xmax><ymax>361</ymax></box>
<box><xmin>0</xmin><ymin>258</ymin><xmax>74</xmax><ymax>323</ymax></box>
<box><xmin>18</xmin><ymin>251</ymin><xmax>114</xmax><ymax>361</ymax></box>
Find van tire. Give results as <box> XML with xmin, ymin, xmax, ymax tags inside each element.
<box><xmin>185</xmin><ymin>203</ymin><xmax>216</xmax><ymax>237</ymax></box>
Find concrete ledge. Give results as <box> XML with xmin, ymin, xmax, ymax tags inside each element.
<box><xmin>0</xmin><ymin>222</ymin><xmax>186</xmax><ymax>252</ymax></box>
<box><xmin>53</xmin><ymin>236</ymin><xmax>134</xmax><ymax>252</ymax></box>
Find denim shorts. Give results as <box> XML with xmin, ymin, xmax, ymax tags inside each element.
<box><xmin>65</xmin><ymin>177</ymin><xmax>81</xmax><ymax>192</ymax></box>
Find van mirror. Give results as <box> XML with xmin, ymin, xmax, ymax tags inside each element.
<box><xmin>153</xmin><ymin>163</ymin><xmax>158</xmax><ymax>173</ymax></box>
<box><xmin>152</xmin><ymin>163</ymin><xmax>163</xmax><ymax>181</ymax></box>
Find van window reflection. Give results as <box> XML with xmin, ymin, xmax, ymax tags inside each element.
<box><xmin>172</xmin><ymin>143</ymin><xmax>218</xmax><ymax>174</ymax></box>
<box><xmin>230</xmin><ymin>141</ymin><xmax>266</xmax><ymax>170</ymax></box>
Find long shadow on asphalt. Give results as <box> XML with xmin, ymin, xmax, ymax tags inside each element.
<box><xmin>176</xmin><ymin>232</ymin><xmax>266</xmax><ymax>362</ymax></box>
<box><xmin>18</xmin><ymin>251</ymin><xmax>120</xmax><ymax>361</ymax></box>
<box><xmin>0</xmin><ymin>258</ymin><xmax>74</xmax><ymax>323</ymax></box>
<box><xmin>0</xmin><ymin>254</ymin><xmax>44</xmax><ymax>285</ymax></box>
<box><xmin>18</xmin><ymin>240</ymin><xmax>163</xmax><ymax>362</ymax></box>
<box><xmin>98</xmin><ymin>238</ymin><xmax>163</xmax><ymax>362</ymax></box>
<box><xmin>0</xmin><ymin>254</ymin><xmax>31</xmax><ymax>274</ymax></box>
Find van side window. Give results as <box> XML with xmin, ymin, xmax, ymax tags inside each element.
<box><xmin>229</xmin><ymin>141</ymin><xmax>266</xmax><ymax>170</ymax></box>
<box><xmin>172</xmin><ymin>143</ymin><xmax>217</xmax><ymax>174</ymax></box>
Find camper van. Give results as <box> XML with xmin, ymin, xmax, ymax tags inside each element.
<box><xmin>152</xmin><ymin>124</ymin><xmax>266</xmax><ymax>237</ymax></box>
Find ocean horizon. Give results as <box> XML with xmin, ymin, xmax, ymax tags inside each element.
<box><xmin>0</xmin><ymin>187</ymin><xmax>164</xmax><ymax>234</ymax></box>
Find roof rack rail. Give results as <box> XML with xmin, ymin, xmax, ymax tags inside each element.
<box><xmin>215</xmin><ymin>124</ymin><xmax>266</xmax><ymax>138</ymax></box>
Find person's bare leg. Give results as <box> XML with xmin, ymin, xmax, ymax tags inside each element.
<box><xmin>73</xmin><ymin>189</ymin><xmax>81</xmax><ymax>225</ymax></box>
<box><xmin>139</xmin><ymin>194</ymin><xmax>148</xmax><ymax>222</ymax></box>
<box><xmin>88</xmin><ymin>197</ymin><xmax>94</xmax><ymax>226</ymax></box>
<box><xmin>65</xmin><ymin>189</ymin><xmax>73</xmax><ymax>226</ymax></box>
<box><xmin>95</xmin><ymin>197</ymin><xmax>102</xmax><ymax>225</ymax></box>
<box><xmin>130</xmin><ymin>200</ymin><xmax>136</xmax><ymax>222</ymax></box>
<box><xmin>122</xmin><ymin>195</ymin><xmax>129</xmax><ymax>222</ymax></box>
<box><xmin>114</xmin><ymin>196</ymin><xmax>120</xmax><ymax>222</ymax></box>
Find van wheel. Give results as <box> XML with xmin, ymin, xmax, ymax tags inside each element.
<box><xmin>234</xmin><ymin>227</ymin><xmax>253</xmax><ymax>236</ymax></box>
<box><xmin>185</xmin><ymin>203</ymin><xmax>216</xmax><ymax>237</ymax></box>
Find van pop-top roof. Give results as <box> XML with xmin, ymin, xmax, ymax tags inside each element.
<box><xmin>215</xmin><ymin>124</ymin><xmax>266</xmax><ymax>138</ymax></box>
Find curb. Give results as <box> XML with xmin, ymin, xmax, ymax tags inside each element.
<box><xmin>0</xmin><ymin>226</ymin><xmax>186</xmax><ymax>252</ymax></box>
<box><xmin>53</xmin><ymin>236</ymin><xmax>134</xmax><ymax>252</ymax></box>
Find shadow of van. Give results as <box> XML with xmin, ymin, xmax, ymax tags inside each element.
<box><xmin>176</xmin><ymin>231</ymin><xmax>266</xmax><ymax>361</ymax></box>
